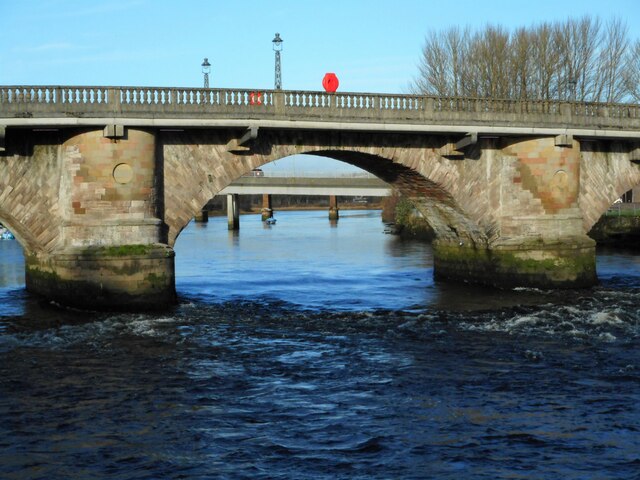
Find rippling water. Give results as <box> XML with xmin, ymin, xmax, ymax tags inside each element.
<box><xmin>1</xmin><ymin>210</ymin><xmax>639</xmax><ymax>479</ymax></box>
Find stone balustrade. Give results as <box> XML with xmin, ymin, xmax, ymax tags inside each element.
<box><xmin>1</xmin><ymin>85</ymin><xmax>640</xmax><ymax>130</ymax></box>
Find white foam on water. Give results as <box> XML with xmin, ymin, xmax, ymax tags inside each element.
<box><xmin>589</xmin><ymin>311</ymin><xmax>623</xmax><ymax>326</ymax></box>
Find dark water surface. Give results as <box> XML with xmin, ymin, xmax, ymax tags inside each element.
<box><xmin>1</xmin><ymin>210</ymin><xmax>639</xmax><ymax>479</ymax></box>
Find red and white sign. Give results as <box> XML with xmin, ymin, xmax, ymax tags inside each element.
<box><xmin>250</xmin><ymin>92</ymin><xmax>263</xmax><ymax>105</ymax></box>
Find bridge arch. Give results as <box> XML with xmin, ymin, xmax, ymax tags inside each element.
<box><xmin>579</xmin><ymin>142</ymin><xmax>640</xmax><ymax>231</ymax></box>
<box><xmin>0</xmin><ymin>131</ymin><xmax>63</xmax><ymax>255</ymax></box>
<box><xmin>160</xmin><ymin>130</ymin><xmax>489</xmax><ymax>249</ymax></box>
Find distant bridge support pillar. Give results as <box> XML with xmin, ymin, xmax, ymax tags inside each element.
<box><xmin>261</xmin><ymin>193</ymin><xmax>273</xmax><ymax>221</ymax></box>
<box><xmin>329</xmin><ymin>195</ymin><xmax>339</xmax><ymax>221</ymax></box>
<box><xmin>227</xmin><ymin>194</ymin><xmax>240</xmax><ymax>230</ymax></box>
<box><xmin>194</xmin><ymin>210</ymin><xmax>209</xmax><ymax>223</ymax></box>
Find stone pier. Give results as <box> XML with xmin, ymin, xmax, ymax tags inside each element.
<box><xmin>13</xmin><ymin>128</ymin><xmax>176</xmax><ymax>310</ymax></box>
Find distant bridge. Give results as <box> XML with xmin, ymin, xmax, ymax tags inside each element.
<box><xmin>220</xmin><ymin>176</ymin><xmax>391</xmax><ymax>196</ymax></box>
<box><xmin>216</xmin><ymin>175</ymin><xmax>391</xmax><ymax>227</ymax></box>
<box><xmin>2</xmin><ymin>84</ymin><xmax>640</xmax><ymax>310</ymax></box>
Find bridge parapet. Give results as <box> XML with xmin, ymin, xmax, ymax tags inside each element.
<box><xmin>2</xmin><ymin>86</ymin><xmax>640</xmax><ymax>131</ymax></box>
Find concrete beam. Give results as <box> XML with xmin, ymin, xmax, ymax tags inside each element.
<box><xmin>436</xmin><ymin>142</ymin><xmax>461</xmax><ymax>158</ymax></box>
<box><xmin>239</xmin><ymin>126</ymin><xmax>259</xmax><ymax>145</ymax></box>
<box><xmin>103</xmin><ymin>124</ymin><xmax>124</xmax><ymax>139</ymax></box>
<box><xmin>455</xmin><ymin>132</ymin><xmax>478</xmax><ymax>151</ymax></box>
<box><xmin>554</xmin><ymin>134</ymin><xmax>573</xmax><ymax>147</ymax></box>
<box><xmin>438</xmin><ymin>133</ymin><xmax>477</xmax><ymax>159</ymax></box>
<box><xmin>226</xmin><ymin>125</ymin><xmax>259</xmax><ymax>152</ymax></box>
<box><xmin>5</xmin><ymin>117</ymin><xmax>640</xmax><ymax>141</ymax></box>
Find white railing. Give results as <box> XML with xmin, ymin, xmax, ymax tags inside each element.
<box><xmin>2</xmin><ymin>85</ymin><xmax>640</xmax><ymax>126</ymax></box>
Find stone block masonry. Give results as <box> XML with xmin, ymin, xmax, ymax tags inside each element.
<box><xmin>1</xmin><ymin>83</ymin><xmax>639</xmax><ymax>310</ymax></box>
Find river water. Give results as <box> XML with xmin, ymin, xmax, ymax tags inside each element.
<box><xmin>1</xmin><ymin>209</ymin><xmax>639</xmax><ymax>479</ymax></box>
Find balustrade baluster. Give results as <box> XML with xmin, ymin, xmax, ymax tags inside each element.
<box><xmin>1</xmin><ymin>84</ymin><xmax>639</xmax><ymax>131</ymax></box>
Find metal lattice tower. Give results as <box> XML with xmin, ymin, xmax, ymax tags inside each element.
<box><xmin>272</xmin><ymin>33</ymin><xmax>283</xmax><ymax>90</ymax></box>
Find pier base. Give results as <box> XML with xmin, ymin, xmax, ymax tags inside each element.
<box><xmin>25</xmin><ymin>244</ymin><xmax>176</xmax><ymax>311</ymax></box>
<box><xmin>432</xmin><ymin>235</ymin><xmax>597</xmax><ymax>289</ymax></box>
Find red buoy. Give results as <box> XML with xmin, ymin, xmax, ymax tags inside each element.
<box><xmin>322</xmin><ymin>73</ymin><xmax>339</xmax><ymax>93</ymax></box>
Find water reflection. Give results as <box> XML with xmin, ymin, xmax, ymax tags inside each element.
<box><xmin>0</xmin><ymin>241</ymin><xmax>23</xmax><ymax>287</ymax></box>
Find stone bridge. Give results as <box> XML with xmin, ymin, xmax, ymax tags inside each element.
<box><xmin>1</xmin><ymin>85</ymin><xmax>640</xmax><ymax>310</ymax></box>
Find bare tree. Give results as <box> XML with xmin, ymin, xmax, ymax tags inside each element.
<box><xmin>554</xmin><ymin>16</ymin><xmax>601</xmax><ymax>100</ymax></box>
<box><xmin>412</xmin><ymin>16</ymin><xmax>639</xmax><ymax>103</ymax></box>
<box><xmin>527</xmin><ymin>22</ymin><xmax>560</xmax><ymax>101</ymax></box>
<box><xmin>593</xmin><ymin>18</ymin><xmax>629</xmax><ymax>102</ymax></box>
<box><xmin>624</xmin><ymin>40</ymin><xmax>640</xmax><ymax>102</ymax></box>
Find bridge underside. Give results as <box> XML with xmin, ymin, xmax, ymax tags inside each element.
<box><xmin>2</xmin><ymin>125</ymin><xmax>639</xmax><ymax>310</ymax></box>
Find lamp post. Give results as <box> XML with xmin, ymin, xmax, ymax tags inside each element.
<box><xmin>272</xmin><ymin>33</ymin><xmax>283</xmax><ymax>90</ymax></box>
<box><xmin>568</xmin><ymin>79</ymin><xmax>576</xmax><ymax>101</ymax></box>
<box><xmin>201</xmin><ymin>58</ymin><xmax>211</xmax><ymax>88</ymax></box>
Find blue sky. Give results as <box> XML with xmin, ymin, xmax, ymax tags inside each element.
<box><xmin>1</xmin><ymin>0</ymin><xmax>638</xmax><ymax>173</ymax></box>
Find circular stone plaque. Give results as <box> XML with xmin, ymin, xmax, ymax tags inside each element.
<box><xmin>113</xmin><ymin>163</ymin><xmax>134</xmax><ymax>184</ymax></box>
